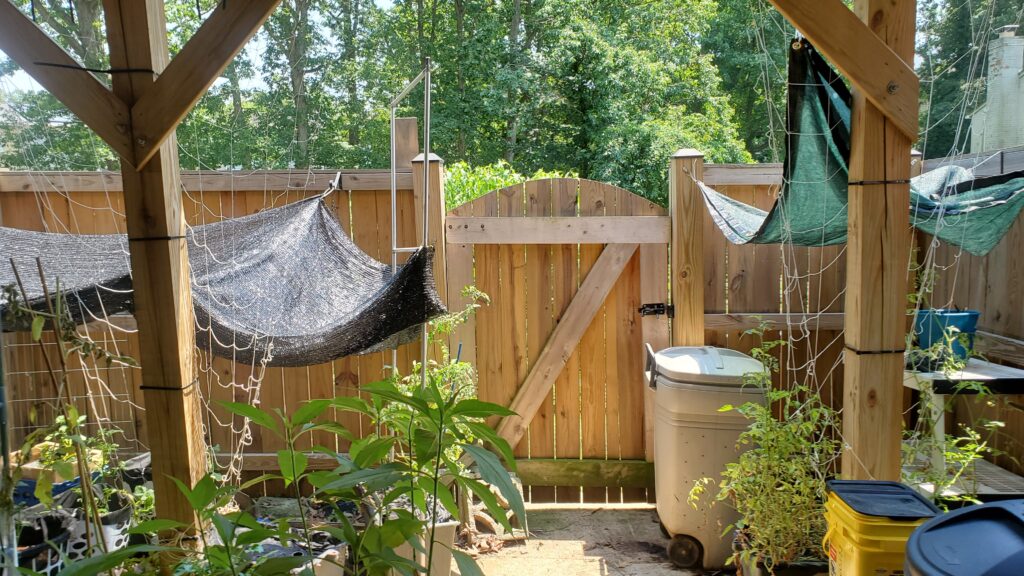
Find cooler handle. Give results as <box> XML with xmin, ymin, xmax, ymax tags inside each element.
<box><xmin>645</xmin><ymin>343</ymin><xmax>658</xmax><ymax>389</ymax></box>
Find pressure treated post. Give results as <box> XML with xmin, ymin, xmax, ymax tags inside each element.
<box><xmin>103</xmin><ymin>0</ymin><xmax>206</xmax><ymax>527</ymax></box>
<box><xmin>670</xmin><ymin>149</ymin><xmax>705</xmax><ymax>347</ymax></box>
<box><xmin>842</xmin><ymin>0</ymin><xmax>916</xmax><ymax>480</ymax></box>
<box><xmin>412</xmin><ymin>153</ymin><xmax>447</xmax><ymax>306</ymax></box>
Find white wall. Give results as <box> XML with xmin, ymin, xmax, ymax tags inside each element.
<box><xmin>971</xmin><ymin>30</ymin><xmax>1024</xmax><ymax>153</ymax></box>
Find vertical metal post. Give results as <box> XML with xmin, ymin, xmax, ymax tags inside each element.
<box><xmin>0</xmin><ymin>316</ymin><xmax>14</xmax><ymax>570</ymax></box>
<box><xmin>390</xmin><ymin>105</ymin><xmax>399</xmax><ymax>375</ymax></box>
<box><xmin>419</xmin><ymin>58</ymin><xmax>431</xmax><ymax>391</ymax></box>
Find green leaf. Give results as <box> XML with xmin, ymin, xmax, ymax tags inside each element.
<box><xmin>291</xmin><ymin>399</ymin><xmax>331</xmax><ymax>427</ymax></box>
<box><xmin>450</xmin><ymin>399</ymin><xmax>516</xmax><ymax>418</ymax></box>
<box><xmin>459</xmin><ymin>477</ymin><xmax>513</xmax><ymax>533</ymax></box>
<box><xmin>361</xmin><ymin>381</ymin><xmax>432</xmax><ymax>415</ymax></box>
<box><xmin>278</xmin><ymin>449</ymin><xmax>308</xmax><ymax>487</ymax></box>
<box><xmin>128</xmin><ymin>519</ymin><xmax>186</xmax><ymax>535</ymax></box>
<box><xmin>351</xmin><ymin>436</ymin><xmax>395</xmax><ymax>469</ymax></box>
<box><xmin>253</xmin><ymin>556</ymin><xmax>311</xmax><ymax>575</ymax></box>
<box><xmin>218</xmin><ymin>401</ymin><xmax>280</xmax><ymax>436</ymax></box>
<box><xmin>55</xmin><ymin>544</ymin><xmax>170</xmax><ymax>576</ymax></box>
<box><xmin>462</xmin><ymin>422</ymin><xmax>516</xmax><ymax>469</ymax></box>
<box><xmin>453</xmin><ymin>550</ymin><xmax>486</xmax><ymax>576</ymax></box>
<box><xmin>462</xmin><ymin>443</ymin><xmax>526</xmax><ymax>531</ymax></box>
<box><xmin>316</xmin><ymin>464</ymin><xmax>404</xmax><ymax>493</ymax></box>
<box><xmin>34</xmin><ymin>470</ymin><xmax>53</xmax><ymax>507</ymax></box>
<box><xmin>171</xmin><ymin>473</ymin><xmax>218</xmax><ymax>512</ymax></box>
<box><xmin>304</xmin><ymin>422</ymin><xmax>355</xmax><ymax>442</ymax></box>
<box><xmin>30</xmin><ymin>316</ymin><xmax>44</xmax><ymax>341</ymax></box>
<box><xmin>329</xmin><ymin>396</ymin><xmax>374</xmax><ymax>416</ymax></box>
<box><xmin>235</xmin><ymin>527</ymin><xmax>278</xmax><ymax>546</ymax></box>
<box><xmin>417</xmin><ymin>476</ymin><xmax>460</xmax><ymax>520</ymax></box>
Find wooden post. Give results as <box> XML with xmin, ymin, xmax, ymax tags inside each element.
<box><xmin>103</xmin><ymin>0</ymin><xmax>206</xmax><ymax>527</ymax></box>
<box><xmin>670</xmin><ymin>149</ymin><xmax>705</xmax><ymax>347</ymax></box>
<box><xmin>394</xmin><ymin>118</ymin><xmax>420</xmax><ymax>170</ymax></box>
<box><xmin>842</xmin><ymin>0</ymin><xmax>916</xmax><ymax>480</ymax></box>
<box><xmin>412</xmin><ymin>153</ymin><xmax>448</xmax><ymax>306</ymax></box>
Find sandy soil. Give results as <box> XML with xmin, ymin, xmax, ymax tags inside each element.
<box><xmin>457</xmin><ymin>504</ymin><xmax>701</xmax><ymax>576</ymax></box>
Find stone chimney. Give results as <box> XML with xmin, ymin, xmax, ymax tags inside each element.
<box><xmin>970</xmin><ymin>26</ymin><xmax>1024</xmax><ymax>153</ymax></box>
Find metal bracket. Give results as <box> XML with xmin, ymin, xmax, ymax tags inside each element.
<box><xmin>638</xmin><ymin>303</ymin><xmax>674</xmax><ymax>318</ymax></box>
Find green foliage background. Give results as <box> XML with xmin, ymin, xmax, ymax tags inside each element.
<box><xmin>1</xmin><ymin>0</ymin><xmax>1021</xmax><ymax>206</ymax></box>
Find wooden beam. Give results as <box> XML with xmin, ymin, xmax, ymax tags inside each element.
<box><xmin>704</xmin><ymin>163</ymin><xmax>783</xmax><ymax>187</ymax></box>
<box><xmin>841</xmin><ymin>0</ymin><xmax>916</xmax><ymax>481</ymax></box>
<box><xmin>670</xmin><ymin>149</ymin><xmax>705</xmax><ymax>346</ymax></box>
<box><xmin>495</xmin><ymin>243</ymin><xmax>638</xmax><ymax>447</ymax></box>
<box><xmin>976</xmin><ymin>331</ymin><xmax>1024</xmax><ymax>369</ymax></box>
<box><xmin>103</xmin><ymin>0</ymin><xmax>206</xmax><ymax>529</ymax></box>
<box><xmin>0</xmin><ymin>1</ymin><xmax>134</xmax><ymax>162</ymax></box>
<box><xmin>412</xmin><ymin>154</ymin><xmax>447</xmax><ymax>305</ymax></box>
<box><xmin>0</xmin><ymin>170</ymin><xmax>413</xmax><ymax>194</ymax></box>
<box><xmin>514</xmin><ymin>459</ymin><xmax>654</xmax><ymax>489</ymax></box>
<box><xmin>217</xmin><ymin>452</ymin><xmax>339</xmax><ymax>471</ymax></box>
<box><xmin>129</xmin><ymin>0</ymin><xmax>281</xmax><ymax>170</ymax></box>
<box><xmin>768</xmin><ymin>0</ymin><xmax>919</xmax><ymax>140</ymax></box>
<box><xmin>445</xmin><ymin>216</ymin><xmax>670</xmax><ymax>245</ymax></box>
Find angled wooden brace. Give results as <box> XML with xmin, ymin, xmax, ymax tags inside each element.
<box><xmin>769</xmin><ymin>0</ymin><xmax>919</xmax><ymax>141</ymax></box>
<box><xmin>0</xmin><ymin>1</ymin><xmax>134</xmax><ymax>163</ymax></box>
<box><xmin>129</xmin><ymin>0</ymin><xmax>281</xmax><ymax>170</ymax></box>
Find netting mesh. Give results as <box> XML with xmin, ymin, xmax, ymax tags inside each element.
<box><xmin>1</xmin><ymin>195</ymin><xmax>446</xmax><ymax>367</ymax></box>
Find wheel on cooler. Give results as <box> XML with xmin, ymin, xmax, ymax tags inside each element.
<box><xmin>666</xmin><ymin>534</ymin><xmax>703</xmax><ymax>569</ymax></box>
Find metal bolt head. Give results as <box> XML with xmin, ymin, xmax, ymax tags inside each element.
<box><xmin>887</xmin><ymin>81</ymin><xmax>899</xmax><ymax>95</ymax></box>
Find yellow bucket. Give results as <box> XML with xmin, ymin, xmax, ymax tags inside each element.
<box><xmin>822</xmin><ymin>481</ymin><xmax>940</xmax><ymax>576</ymax></box>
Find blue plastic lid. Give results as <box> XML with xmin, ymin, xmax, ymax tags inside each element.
<box><xmin>906</xmin><ymin>499</ymin><xmax>1024</xmax><ymax>576</ymax></box>
<box><xmin>827</xmin><ymin>480</ymin><xmax>941</xmax><ymax>520</ymax></box>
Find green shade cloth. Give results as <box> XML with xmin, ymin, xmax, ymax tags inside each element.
<box><xmin>699</xmin><ymin>40</ymin><xmax>1024</xmax><ymax>256</ymax></box>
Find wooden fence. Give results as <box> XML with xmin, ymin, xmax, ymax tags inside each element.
<box><xmin>2</xmin><ymin>149</ymin><xmax>1023</xmax><ymax>498</ymax></box>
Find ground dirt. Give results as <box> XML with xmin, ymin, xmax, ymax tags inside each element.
<box><xmin>456</xmin><ymin>503</ymin><xmax>702</xmax><ymax>576</ymax></box>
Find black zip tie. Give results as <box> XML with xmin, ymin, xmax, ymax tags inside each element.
<box><xmin>140</xmin><ymin>379</ymin><xmax>197</xmax><ymax>392</ymax></box>
<box><xmin>127</xmin><ymin>235</ymin><xmax>187</xmax><ymax>242</ymax></box>
<box><xmin>67</xmin><ymin>0</ymin><xmax>75</xmax><ymax>24</ymax></box>
<box><xmin>844</xmin><ymin>344</ymin><xmax>906</xmax><ymax>355</ymax></box>
<box><xmin>33</xmin><ymin>62</ymin><xmax>156</xmax><ymax>75</ymax></box>
<box><xmin>848</xmin><ymin>179</ymin><xmax>911</xmax><ymax>186</ymax></box>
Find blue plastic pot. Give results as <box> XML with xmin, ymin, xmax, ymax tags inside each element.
<box><xmin>913</xmin><ymin>309</ymin><xmax>980</xmax><ymax>361</ymax></box>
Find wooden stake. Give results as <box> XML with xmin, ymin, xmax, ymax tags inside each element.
<box><xmin>670</xmin><ymin>150</ymin><xmax>705</xmax><ymax>347</ymax></box>
<box><xmin>102</xmin><ymin>0</ymin><xmax>206</xmax><ymax>529</ymax></box>
<box><xmin>841</xmin><ymin>0</ymin><xmax>916</xmax><ymax>480</ymax></box>
<box><xmin>412</xmin><ymin>153</ymin><xmax>448</xmax><ymax>305</ymax></box>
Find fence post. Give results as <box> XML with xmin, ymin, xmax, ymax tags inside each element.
<box><xmin>412</xmin><ymin>153</ymin><xmax>447</xmax><ymax>306</ymax></box>
<box><xmin>670</xmin><ymin>149</ymin><xmax>705</xmax><ymax>347</ymax></box>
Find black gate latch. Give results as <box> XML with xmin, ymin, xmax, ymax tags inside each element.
<box><xmin>638</xmin><ymin>303</ymin><xmax>674</xmax><ymax>318</ymax></box>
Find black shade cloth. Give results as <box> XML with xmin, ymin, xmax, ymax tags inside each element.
<box><xmin>1</xmin><ymin>197</ymin><xmax>447</xmax><ymax>367</ymax></box>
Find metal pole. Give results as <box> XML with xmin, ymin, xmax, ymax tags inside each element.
<box><xmin>390</xmin><ymin>105</ymin><xmax>399</xmax><ymax>375</ymax></box>
<box><xmin>419</xmin><ymin>58</ymin><xmax>431</xmax><ymax>391</ymax></box>
<box><xmin>0</xmin><ymin>314</ymin><xmax>15</xmax><ymax>570</ymax></box>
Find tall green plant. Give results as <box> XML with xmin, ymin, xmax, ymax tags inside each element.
<box><xmin>690</xmin><ymin>327</ymin><xmax>840</xmax><ymax>572</ymax></box>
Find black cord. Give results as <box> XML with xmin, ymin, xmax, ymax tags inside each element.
<box><xmin>33</xmin><ymin>62</ymin><xmax>156</xmax><ymax>75</ymax></box>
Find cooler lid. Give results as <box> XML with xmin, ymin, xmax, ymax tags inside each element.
<box><xmin>906</xmin><ymin>499</ymin><xmax>1024</xmax><ymax>576</ymax></box>
<box><xmin>651</xmin><ymin>346</ymin><xmax>764</xmax><ymax>387</ymax></box>
<box><xmin>826</xmin><ymin>480</ymin><xmax>940</xmax><ymax>520</ymax></box>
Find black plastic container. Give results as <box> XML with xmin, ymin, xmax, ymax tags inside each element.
<box><xmin>905</xmin><ymin>499</ymin><xmax>1024</xmax><ymax>575</ymax></box>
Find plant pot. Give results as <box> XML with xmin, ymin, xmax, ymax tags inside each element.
<box><xmin>737</xmin><ymin>554</ymin><xmax>829</xmax><ymax>576</ymax></box>
<box><xmin>60</xmin><ymin>490</ymin><xmax>134</xmax><ymax>562</ymax></box>
<box><xmin>391</xmin><ymin>520</ymin><xmax>459</xmax><ymax>576</ymax></box>
<box><xmin>17</xmin><ymin>514</ymin><xmax>71</xmax><ymax>576</ymax></box>
<box><xmin>291</xmin><ymin>544</ymin><xmax>348</xmax><ymax>576</ymax></box>
<box><xmin>913</xmin><ymin>308</ymin><xmax>980</xmax><ymax>364</ymax></box>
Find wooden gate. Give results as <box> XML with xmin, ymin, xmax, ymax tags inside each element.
<box><xmin>445</xmin><ymin>179</ymin><xmax>669</xmax><ymax>503</ymax></box>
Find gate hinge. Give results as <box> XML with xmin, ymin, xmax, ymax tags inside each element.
<box><xmin>638</xmin><ymin>303</ymin><xmax>674</xmax><ymax>318</ymax></box>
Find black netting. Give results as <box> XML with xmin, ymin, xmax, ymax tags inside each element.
<box><xmin>1</xmin><ymin>197</ymin><xmax>446</xmax><ymax>367</ymax></box>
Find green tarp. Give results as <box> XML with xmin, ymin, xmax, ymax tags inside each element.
<box><xmin>699</xmin><ymin>40</ymin><xmax>1024</xmax><ymax>256</ymax></box>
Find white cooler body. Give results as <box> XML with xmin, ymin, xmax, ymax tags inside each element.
<box><xmin>646</xmin><ymin>345</ymin><xmax>765</xmax><ymax>570</ymax></box>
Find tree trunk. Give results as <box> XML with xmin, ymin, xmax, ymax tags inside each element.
<box><xmin>504</xmin><ymin>0</ymin><xmax>522</xmax><ymax>163</ymax></box>
<box><xmin>288</xmin><ymin>0</ymin><xmax>311</xmax><ymax>167</ymax></box>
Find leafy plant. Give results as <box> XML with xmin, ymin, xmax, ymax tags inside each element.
<box><xmin>689</xmin><ymin>325</ymin><xmax>840</xmax><ymax>572</ymax></box>
<box><xmin>445</xmin><ymin>161</ymin><xmax>576</xmax><ymax>210</ymax></box>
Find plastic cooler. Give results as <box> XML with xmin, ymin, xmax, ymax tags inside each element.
<box><xmin>644</xmin><ymin>344</ymin><xmax>765</xmax><ymax>570</ymax></box>
<box><xmin>823</xmin><ymin>480</ymin><xmax>940</xmax><ymax>576</ymax></box>
<box><xmin>905</xmin><ymin>499</ymin><xmax>1024</xmax><ymax>576</ymax></box>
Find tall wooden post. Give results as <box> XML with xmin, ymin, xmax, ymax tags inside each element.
<box><xmin>412</xmin><ymin>153</ymin><xmax>448</xmax><ymax>306</ymax></box>
<box><xmin>103</xmin><ymin>0</ymin><xmax>206</xmax><ymax>526</ymax></box>
<box><xmin>670</xmin><ymin>149</ymin><xmax>705</xmax><ymax>347</ymax></box>
<box><xmin>842</xmin><ymin>0</ymin><xmax>916</xmax><ymax>480</ymax></box>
